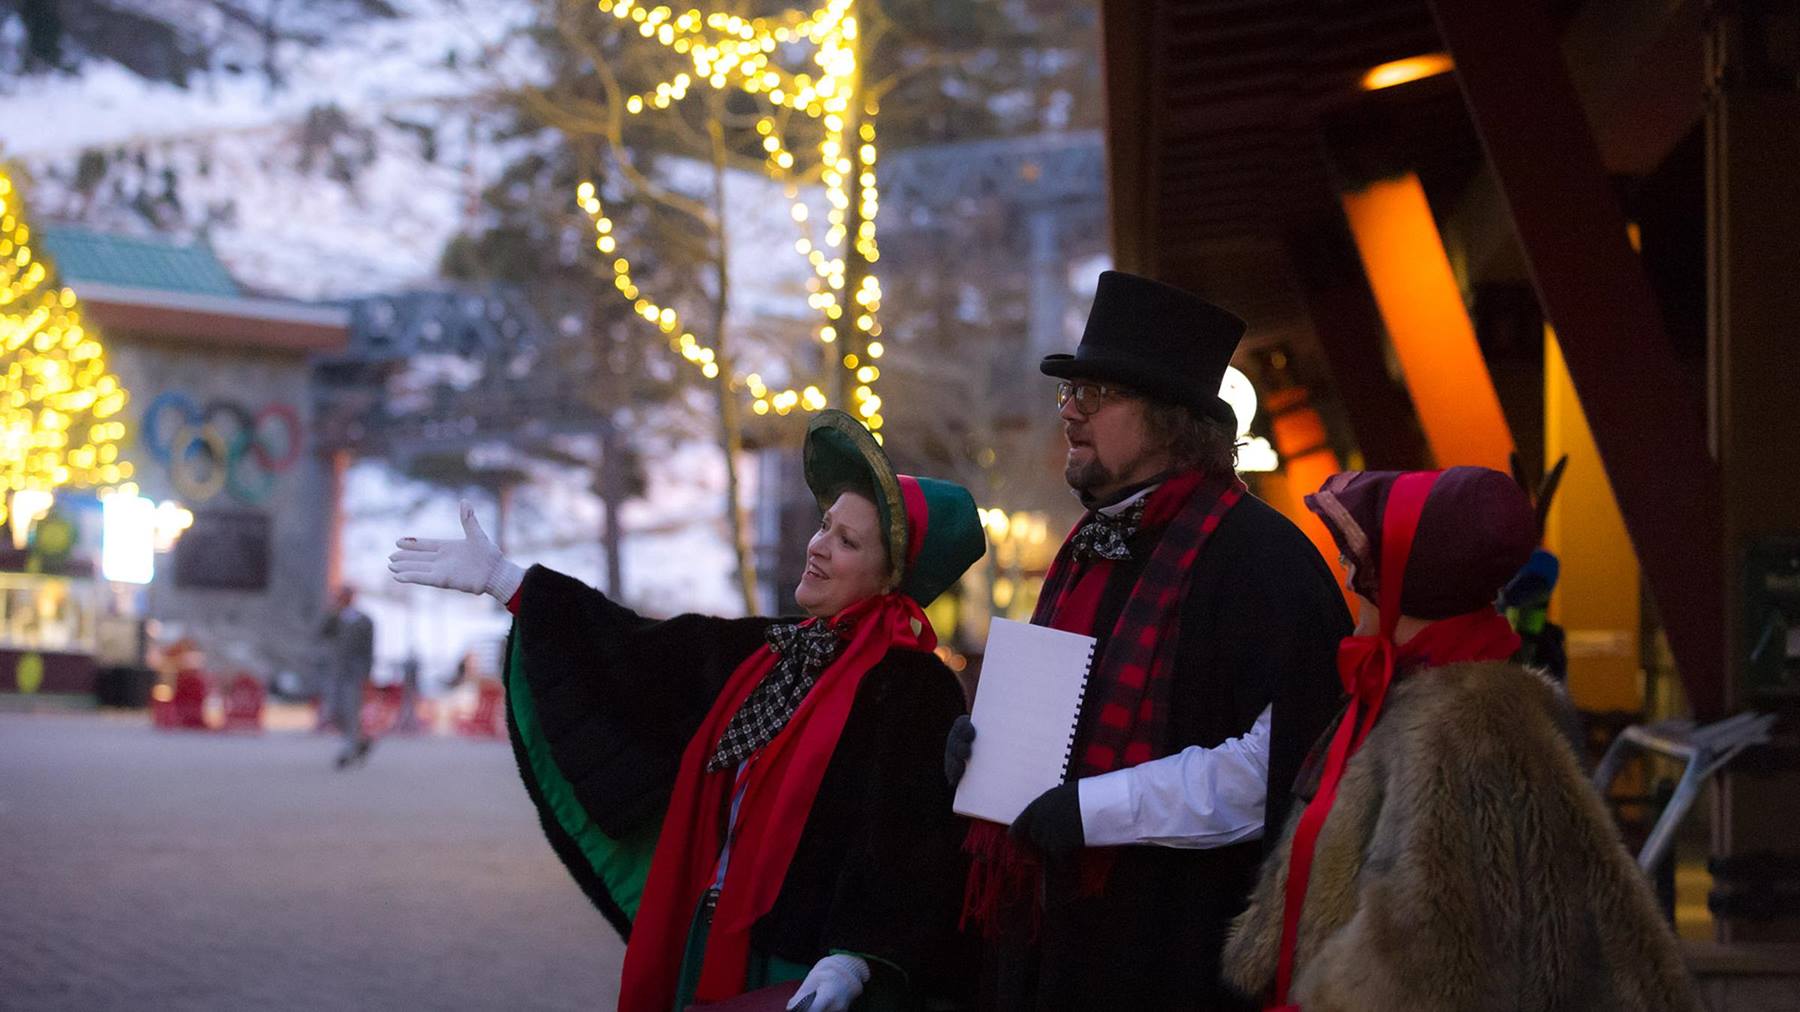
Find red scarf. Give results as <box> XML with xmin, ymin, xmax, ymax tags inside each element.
<box><xmin>962</xmin><ymin>470</ymin><xmax>1245</xmax><ymax>931</ymax></box>
<box><xmin>1270</xmin><ymin>472</ymin><xmax>1521</xmax><ymax>1009</ymax></box>
<box><xmin>618</xmin><ymin>592</ymin><xmax>936</xmax><ymax>1012</ymax></box>
<box><xmin>1040</xmin><ymin>472</ymin><xmax>1209</xmax><ymax>638</ymax></box>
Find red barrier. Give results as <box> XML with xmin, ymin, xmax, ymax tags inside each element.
<box><xmin>152</xmin><ymin>670</ymin><xmax>265</xmax><ymax>732</ymax></box>
<box><xmin>222</xmin><ymin>674</ymin><xmax>264</xmax><ymax>732</ymax></box>
<box><xmin>171</xmin><ymin>672</ymin><xmax>209</xmax><ymax>729</ymax></box>
<box><xmin>454</xmin><ymin>678</ymin><xmax>505</xmax><ymax>739</ymax></box>
<box><xmin>360</xmin><ymin>683</ymin><xmax>404</xmax><ymax>737</ymax></box>
<box><xmin>151</xmin><ymin>688</ymin><xmax>177</xmax><ymax>728</ymax></box>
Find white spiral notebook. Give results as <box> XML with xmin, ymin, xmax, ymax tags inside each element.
<box><xmin>953</xmin><ymin>618</ymin><xmax>1098</xmax><ymax>825</ymax></box>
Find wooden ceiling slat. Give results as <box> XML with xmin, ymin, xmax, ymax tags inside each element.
<box><xmin>1107</xmin><ymin>0</ymin><xmax>1465</xmax><ymax>407</ymax></box>
<box><xmin>1159</xmin><ymin>46</ymin><xmax>1304</xmax><ymax>81</ymax></box>
<box><xmin>1154</xmin><ymin>178</ymin><xmax>1324</xmax><ymax>206</ymax></box>
<box><xmin>1165</xmin><ymin>12</ymin><xmax>1309</xmax><ymax>43</ymax></box>
<box><xmin>1156</xmin><ymin>160</ymin><xmax>1325</xmax><ymax>191</ymax></box>
<box><xmin>1156</xmin><ymin>146</ymin><xmax>1293</xmax><ymax>175</ymax></box>
<box><xmin>1154</xmin><ymin>94</ymin><xmax>1296</xmax><ymax>134</ymax></box>
<box><xmin>1159</xmin><ymin>0</ymin><xmax>1301</xmax><ymax>19</ymax></box>
<box><xmin>1154</xmin><ymin>181</ymin><xmax>1300</xmax><ymax>203</ymax></box>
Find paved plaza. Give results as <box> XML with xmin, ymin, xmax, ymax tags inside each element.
<box><xmin>0</xmin><ymin>711</ymin><xmax>624</xmax><ymax>1010</ymax></box>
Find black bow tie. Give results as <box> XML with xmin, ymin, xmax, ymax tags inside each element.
<box><xmin>1069</xmin><ymin>499</ymin><xmax>1147</xmax><ymax>563</ymax></box>
<box><xmin>707</xmin><ymin>620</ymin><xmax>846</xmax><ymax>772</ymax></box>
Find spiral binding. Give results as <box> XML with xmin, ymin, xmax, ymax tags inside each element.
<box><xmin>1057</xmin><ymin>642</ymin><xmax>1097</xmax><ymax>779</ymax></box>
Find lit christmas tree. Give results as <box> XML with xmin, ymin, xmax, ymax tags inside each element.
<box><xmin>0</xmin><ymin>165</ymin><xmax>131</xmax><ymax>507</ymax></box>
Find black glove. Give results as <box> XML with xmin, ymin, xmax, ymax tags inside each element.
<box><xmin>944</xmin><ymin>714</ymin><xmax>975</xmax><ymax>788</ymax></box>
<box><xmin>1009</xmin><ymin>781</ymin><xmax>1085</xmax><ymax>858</ymax></box>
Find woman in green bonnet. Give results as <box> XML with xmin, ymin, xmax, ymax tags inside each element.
<box><xmin>391</xmin><ymin>410</ymin><xmax>985</xmax><ymax>1012</ymax></box>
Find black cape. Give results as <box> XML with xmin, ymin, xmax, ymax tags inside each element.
<box><xmin>984</xmin><ymin>494</ymin><xmax>1351</xmax><ymax>1011</ymax></box>
<box><xmin>504</xmin><ymin>566</ymin><xmax>973</xmax><ymax>1002</ymax></box>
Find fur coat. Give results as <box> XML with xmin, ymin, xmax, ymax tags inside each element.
<box><xmin>1223</xmin><ymin>660</ymin><xmax>1699</xmax><ymax>1011</ymax></box>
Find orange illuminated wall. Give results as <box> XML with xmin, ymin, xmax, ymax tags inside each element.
<box><xmin>1544</xmin><ymin>328</ymin><xmax>1642</xmax><ymax>713</ymax></box>
<box><xmin>1259</xmin><ymin>387</ymin><xmax>1354</xmax><ymax>611</ymax></box>
<box><xmin>1341</xmin><ymin>174</ymin><xmax>1515</xmax><ymax>471</ymax></box>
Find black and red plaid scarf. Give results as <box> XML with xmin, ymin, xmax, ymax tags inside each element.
<box><xmin>961</xmin><ymin>468</ymin><xmax>1247</xmax><ymax>932</ymax></box>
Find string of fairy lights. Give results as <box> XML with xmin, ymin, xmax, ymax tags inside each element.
<box><xmin>0</xmin><ymin>166</ymin><xmax>131</xmax><ymax>509</ymax></box>
<box><xmin>576</xmin><ymin>0</ymin><xmax>889</xmax><ymax>436</ymax></box>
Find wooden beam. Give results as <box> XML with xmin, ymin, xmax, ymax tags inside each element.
<box><xmin>1286</xmin><ymin>215</ymin><xmax>1432</xmax><ymax>471</ymax></box>
<box><xmin>1100</xmin><ymin>0</ymin><xmax>1159</xmax><ymax>275</ymax></box>
<box><xmin>1428</xmin><ymin>0</ymin><xmax>1725</xmax><ymax>715</ymax></box>
<box><xmin>1563</xmin><ymin>0</ymin><xmax>1706</xmax><ymax>175</ymax></box>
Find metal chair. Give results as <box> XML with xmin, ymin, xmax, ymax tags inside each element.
<box><xmin>1592</xmin><ymin>711</ymin><xmax>1778</xmax><ymax>872</ymax></box>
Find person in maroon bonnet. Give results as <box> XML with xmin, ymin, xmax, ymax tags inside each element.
<box><xmin>1222</xmin><ymin>467</ymin><xmax>1699</xmax><ymax>1011</ymax></box>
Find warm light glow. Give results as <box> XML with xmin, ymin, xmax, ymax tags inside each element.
<box><xmin>1218</xmin><ymin>367</ymin><xmax>1278</xmax><ymax>472</ymax></box>
<box><xmin>1543</xmin><ymin>326</ymin><xmax>1644</xmax><ymax>712</ymax></box>
<box><xmin>9</xmin><ymin>489</ymin><xmax>52</xmax><ymax>550</ymax></box>
<box><xmin>1360</xmin><ymin>53</ymin><xmax>1454</xmax><ymax>91</ymax></box>
<box><xmin>152</xmin><ymin>499</ymin><xmax>195</xmax><ymax>553</ymax></box>
<box><xmin>1341</xmin><ymin>173</ymin><xmax>1515</xmax><ymax>470</ymax></box>
<box><xmin>1</xmin><ymin>167</ymin><xmax>129</xmax><ymax>496</ymax></box>
<box><xmin>1237</xmin><ymin>436</ymin><xmax>1280</xmax><ymax>473</ymax></box>
<box><xmin>1219</xmin><ymin>367</ymin><xmax>1258</xmax><ymax>438</ymax></box>
<box><xmin>102</xmin><ymin>492</ymin><xmax>155</xmax><ymax>584</ymax></box>
<box><xmin>977</xmin><ymin>506</ymin><xmax>1013</xmax><ymax>540</ymax></box>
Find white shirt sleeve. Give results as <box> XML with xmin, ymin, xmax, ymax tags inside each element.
<box><xmin>1076</xmin><ymin>704</ymin><xmax>1271</xmax><ymax>849</ymax></box>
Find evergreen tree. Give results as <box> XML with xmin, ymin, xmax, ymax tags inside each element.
<box><xmin>0</xmin><ymin>165</ymin><xmax>132</xmax><ymax>495</ymax></box>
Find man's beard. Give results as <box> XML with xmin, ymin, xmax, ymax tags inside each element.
<box><xmin>1064</xmin><ymin>455</ymin><xmax>1115</xmax><ymax>497</ymax></box>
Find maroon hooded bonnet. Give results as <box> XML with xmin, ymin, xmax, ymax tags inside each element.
<box><xmin>1305</xmin><ymin>466</ymin><xmax>1536</xmax><ymax>620</ymax></box>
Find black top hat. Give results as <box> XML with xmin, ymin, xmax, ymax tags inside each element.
<box><xmin>1040</xmin><ymin>271</ymin><xmax>1247</xmax><ymax>426</ymax></box>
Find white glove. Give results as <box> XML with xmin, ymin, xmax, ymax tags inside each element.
<box><xmin>388</xmin><ymin>500</ymin><xmax>525</xmax><ymax>603</ymax></box>
<box><xmin>788</xmin><ymin>953</ymin><xmax>869</xmax><ymax>1012</ymax></box>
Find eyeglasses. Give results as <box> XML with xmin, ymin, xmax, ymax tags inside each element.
<box><xmin>1055</xmin><ymin>380</ymin><xmax>1134</xmax><ymax>415</ymax></box>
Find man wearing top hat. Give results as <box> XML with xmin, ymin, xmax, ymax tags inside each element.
<box><xmin>947</xmin><ymin>271</ymin><xmax>1351</xmax><ymax>1009</ymax></box>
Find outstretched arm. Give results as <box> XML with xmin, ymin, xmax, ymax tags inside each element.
<box><xmin>387</xmin><ymin>500</ymin><xmax>525</xmax><ymax>603</ymax></box>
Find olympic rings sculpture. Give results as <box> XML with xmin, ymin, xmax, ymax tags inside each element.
<box><xmin>140</xmin><ymin>392</ymin><xmax>303</xmax><ymax>505</ymax></box>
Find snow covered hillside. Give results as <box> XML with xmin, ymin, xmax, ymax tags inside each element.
<box><xmin>0</xmin><ymin>0</ymin><xmax>537</xmax><ymax>298</ymax></box>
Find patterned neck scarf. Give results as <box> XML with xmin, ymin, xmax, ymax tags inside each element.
<box><xmin>1068</xmin><ymin>497</ymin><xmax>1149</xmax><ymax>562</ymax></box>
<box><xmin>706</xmin><ymin>619</ymin><xmax>846</xmax><ymax>772</ymax></box>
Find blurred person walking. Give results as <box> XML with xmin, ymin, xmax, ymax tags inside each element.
<box><xmin>1223</xmin><ymin>468</ymin><xmax>1697</xmax><ymax>1010</ymax></box>
<box><xmin>390</xmin><ymin>410</ymin><xmax>986</xmax><ymax>1012</ymax></box>
<box><xmin>319</xmin><ymin>585</ymin><xmax>376</xmax><ymax>769</ymax></box>
<box><xmin>393</xmin><ymin>655</ymin><xmax>423</xmax><ymax>733</ymax></box>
